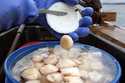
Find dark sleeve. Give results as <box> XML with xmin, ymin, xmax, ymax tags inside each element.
<box><xmin>94</xmin><ymin>0</ymin><xmax>102</xmax><ymax>9</ymax></box>
<box><xmin>82</xmin><ymin>0</ymin><xmax>102</xmax><ymax>11</ymax></box>
<box><xmin>89</xmin><ymin>0</ymin><xmax>102</xmax><ymax>12</ymax></box>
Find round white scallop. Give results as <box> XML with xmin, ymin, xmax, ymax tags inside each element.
<box><xmin>46</xmin><ymin>2</ymin><xmax>82</xmax><ymax>34</ymax></box>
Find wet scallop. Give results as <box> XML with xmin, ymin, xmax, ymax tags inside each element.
<box><xmin>57</xmin><ymin>59</ymin><xmax>78</xmax><ymax>68</ymax></box>
<box><xmin>21</xmin><ymin>67</ymin><xmax>41</xmax><ymax>80</ymax></box>
<box><xmin>40</xmin><ymin>64</ymin><xmax>59</xmax><ymax>75</ymax></box>
<box><xmin>31</xmin><ymin>55</ymin><xmax>44</xmax><ymax>63</ymax></box>
<box><xmin>34</xmin><ymin>63</ymin><xmax>44</xmax><ymax>70</ymax></box>
<box><xmin>64</xmin><ymin>76</ymin><xmax>84</xmax><ymax>83</ymax></box>
<box><xmin>61</xmin><ymin>67</ymin><xmax>80</xmax><ymax>76</ymax></box>
<box><xmin>46</xmin><ymin>73</ymin><xmax>63</xmax><ymax>83</ymax></box>
<box><xmin>43</xmin><ymin>54</ymin><xmax>58</xmax><ymax>65</ymax></box>
<box><xmin>60</xmin><ymin>35</ymin><xmax>74</xmax><ymax>50</ymax></box>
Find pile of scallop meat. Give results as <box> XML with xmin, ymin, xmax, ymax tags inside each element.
<box><xmin>12</xmin><ymin>45</ymin><xmax>115</xmax><ymax>83</ymax></box>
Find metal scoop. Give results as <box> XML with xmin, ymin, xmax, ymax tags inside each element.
<box><xmin>39</xmin><ymin>9</ymin><xmax>67</xmax><ymax>16</ymax></box>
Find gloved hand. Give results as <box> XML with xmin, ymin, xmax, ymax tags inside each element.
<box><xmin>69</xmin><ymin>7</ymin><xmax>94</xmax><ymax>41</ymax></box>
<box><xmin>0</xmin><ymin>0</ymin><xmax>93</xmax><ymax>42</ymax></box>
<box><xmin>0</xmin><ymin>0</ymin><xmax>79</xmax><ymax>31</ymax></box>
<box><xmin>34</xmin><ymin>0</ymin><xmax>94</xmax><ymax>41</ymax></box>
<box><xmin>0</xmin><ymin>0</ymin><xmax>38</xmax><ymax>31</ymax></box>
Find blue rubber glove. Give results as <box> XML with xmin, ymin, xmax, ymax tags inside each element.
<box><xmin>0</xmin><ymin>0</ymin><xmax>79</xmax><ymax>30</ymax></box>
<box><xmin>34</xmin><ymin>0</ymin><xmax>93</xmax><ymax>41</ymax></box>
<box><xmin>0</xmin><ymin>0</ymin><xmax>38</xmax><ymax>31</ymax></box>
<box><xmin>0</xmin><ymin>0</ymin><xmax>93</xmax><ymax>42</ymax></box>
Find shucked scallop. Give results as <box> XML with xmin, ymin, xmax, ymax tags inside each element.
<box><xmin>64</xmin><ymin>76</ymin><xmax>84</xmax><ymax>83</ymax></box>
<box><xmin>60</xmin><ymin>35</ymin><xmax>74</xmax><ymax>49</ymax></box>
<box><xmin>46</xmin><ymin>73</ymin><xmax>63</xmax><ymax>83</ymax></box>
<box><xmin>57</xmin><ymin>59</ymin><xmax>78</xmax><ymax>68</ymax></box>
<box><xmin>34</xmin><ymin>62</ymin><xmax>44</xmax><ymax>70</ymax></box>
<box><xmin>25</xmin><ymin>80</ymin><xmax>40</xmax><ymax>83</ymax></box>
<box><xmin>43</xmin><ymin>54</ymin><xmax>58</xmax><ymax>65</ymax></box>
<box><xmin>64</xmin><ymin>76</ymin><xmax>78</xmax><ymax>81</ymax></box>
<box><xmin>31</xmin><ymin>55</ymin><xmax>44</xmax><ymax>63</ymax></box>
<box><xmin>61</xmin><ymin>67</ymin><xmax>80</xmax><ymax>76</ymax></box>
<box><xmin>21</xmin><ymin>67</ymin><xmax>41</xmax><ymax>80</ymax></box>
<box><xmin>40</xmin><ymin>64</ymin><xmax>58</xmax><ymax>75</ymax></box>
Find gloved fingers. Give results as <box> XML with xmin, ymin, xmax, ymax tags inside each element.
<box><xmin>69</xmin><ymin>32</ymin><xmax>79</xmax><ymax>41</ymax></box>
<box><xmin>74</xmin><ymin>7</ymin><xmax>93</xmax><ymax>28</ymax></box>
<box><xmin>68</xmin><ymin>27</ymin><xmax>90</xmax><ymax>42</ymax></box>
<box><xmin>68</xmin><ymin>7</ymin><xmax>93</xmax><ymax>41</ymax></box>
<box><xmin>79</xmin><ymin>16</ymin><xmax>93</xmax><ymax>27</ymax></box>
<box><xmin>76</xmin><ymin>27</ymin><xmax>90</xmax><ymax>37</ymax></box>
<box><xmin>81</xmin><ymin>7</ymin><xmax>94</xmax><ymax>16</ymax></box>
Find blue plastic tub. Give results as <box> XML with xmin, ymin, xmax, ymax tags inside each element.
<box><xmin>4</xmin><ymin>41</ymin><xmax>121</xmax><ymax>83</ymax></box>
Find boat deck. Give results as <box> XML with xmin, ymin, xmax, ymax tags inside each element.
<box><xmin>91</xmin><ymin>24</ymin><xmax>125</xmax><ymax>52</ymax></box>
